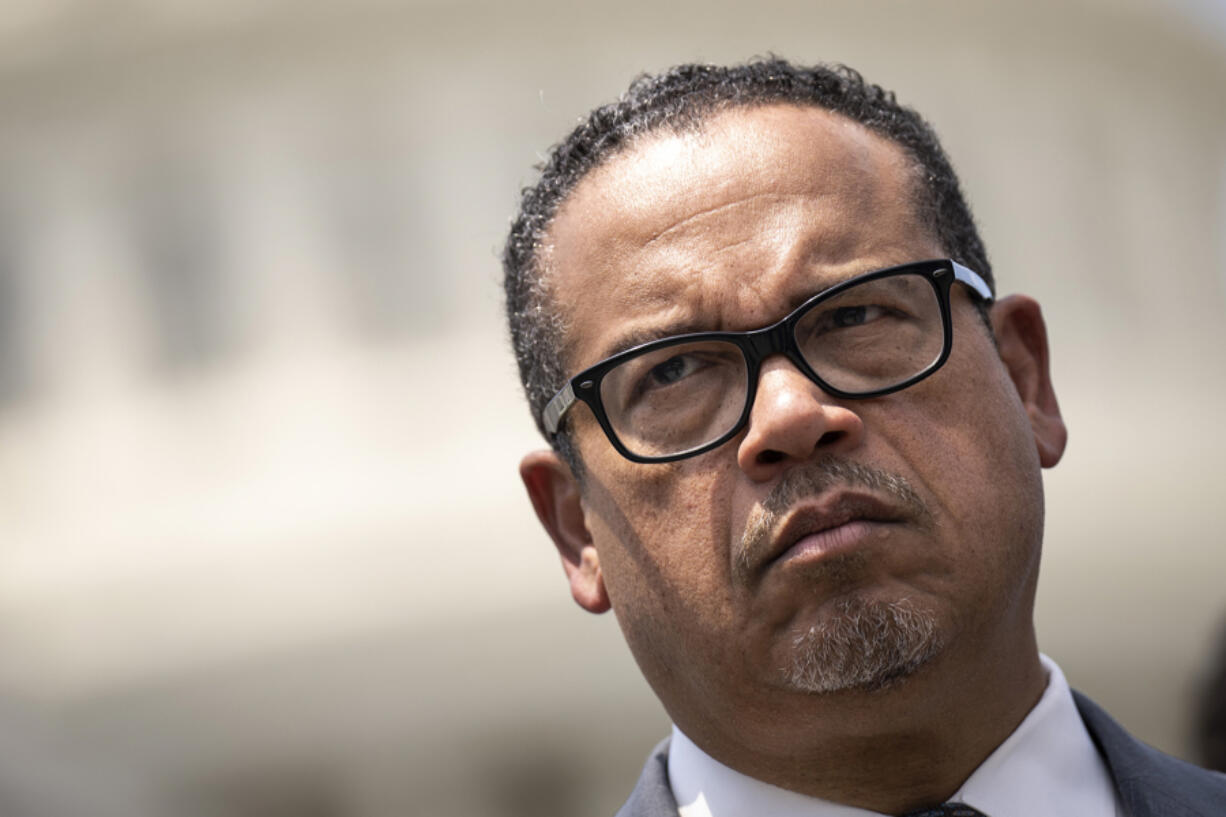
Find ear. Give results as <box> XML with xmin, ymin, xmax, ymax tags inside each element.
<box><xmin>990</xmin><ymin>295</ymin><xmax>1068</xmax><ymax>468</ymax></box>
<box><xmin>520</xmin><ymin>450</ymin><xmax>611</xmax><ymax>613</ymax></box>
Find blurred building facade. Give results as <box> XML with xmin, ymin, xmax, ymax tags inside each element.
<box><xmin>0</xmin><ymin>1</ymin><xmax>1223</xmax><ymax>815</ymax></box>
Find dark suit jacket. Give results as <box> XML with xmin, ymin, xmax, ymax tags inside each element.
<box><xmin>615</xmin><ymin>692</ymin><xmax>1226</xmax><ymax>817</ymax></box>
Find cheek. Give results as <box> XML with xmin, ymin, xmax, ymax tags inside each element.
<box><xmin>884</xmin><ymin>353</ymin><xmax>1045</xmax><ymax>598</ymax></box>
<box><xmin>582</xmin><ymin>453</ymin><xmax>736</xmax><ymax>610</ymax></box>
<box><xmin>889</xmin><ymin>328</ymin><xmax>1040</xmax><ymax>496</ymax></box>
<box><xmin>579</xmin><ymin>455</ymin><xmax>743</xmax><ymax>664</ymax></box>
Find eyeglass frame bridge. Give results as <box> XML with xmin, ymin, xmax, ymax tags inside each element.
<box><xmin>542</xmin><ymin>258</ymin><xmax>993</xmax><ymax>464</ymax></box>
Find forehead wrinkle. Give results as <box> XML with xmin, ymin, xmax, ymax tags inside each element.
<box><xmin>622</xmin><ymin>198</ymin><xmax>838</xmax><ymax>315</ymax></box>
<box><xmin>639</xmin><ymin>192</ymin><xmax>802</xmax><ymax>250</ymax></box>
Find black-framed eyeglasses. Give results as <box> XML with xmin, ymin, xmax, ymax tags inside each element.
<box><xmin>543</xmin><ymin>258</ymin><xmax>993</xmax><ymax>463</ymax></box>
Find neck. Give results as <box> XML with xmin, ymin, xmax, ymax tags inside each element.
<box><xmin>675</xmin><ymin>636</ymin><xmax>1046</xmax><ymax>814</ymax></box>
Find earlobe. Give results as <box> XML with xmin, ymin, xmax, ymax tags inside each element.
<box><xmin>520</xmin><ymin>450</ymin><xmax>611</xmax><ymax>613</ymax></box>
<box><xmin>990</xmin><ymin>295</ymin><xmax>1069</xmax><ymax>468</ymax></box>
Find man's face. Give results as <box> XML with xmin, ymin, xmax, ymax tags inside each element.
<box><xmin>523</xmin><ymin>104</ymin><xmax>1065</xmax><ymax>753</ymax></box>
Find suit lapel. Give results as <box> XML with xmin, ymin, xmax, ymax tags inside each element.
<box><xmin>1075</xmin><ymin>690</ymin><xmax>1226</xmax><ymax>816</ymax></box>
<box><xmin>616</xmin><ymin>739</ymin><xmax>677</xmax><ymax>817</ymax></box>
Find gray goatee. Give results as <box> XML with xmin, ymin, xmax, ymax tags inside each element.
<box><xmin>738</xmin><ymin>458</ymin><xmax>944</xmax><ymax>693</ymax></box>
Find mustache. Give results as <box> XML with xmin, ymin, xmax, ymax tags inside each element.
<box><xmin>737</xmin><ymin>457</ymin><xmax>933</xmax><ymax>575</ymax></box>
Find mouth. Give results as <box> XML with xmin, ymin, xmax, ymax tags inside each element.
<box><xmin>746</xmin><ymin>492</ymin><xmax>909</xmax><ymax>575</ymax></box>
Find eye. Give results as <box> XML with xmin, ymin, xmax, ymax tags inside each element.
<box><xmin>647</xmin><ymin>354</ymin><xmax>704</xmax><ymax>387</ymax></box>
<box><xmin>830</xmin><ymin>304</ymin><xmax>886</xmax><ymax>328</ymax></box>
<box><xmin>809</xmin><ymin>303</ymin><xmax>893</xmax><ymax>335</ymax></box>
<box><xmin>602</xmin><ymin>340</ymin><xmax>746</xmax><ymax>422</ymax></box>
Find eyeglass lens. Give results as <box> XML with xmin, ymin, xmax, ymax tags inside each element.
<box><xmin>794</xmin><ymin>273</ymin><xmax>944</xmax><ymax>393</ymax></box>
<box><xmin>598</xmin><ymin>272</ymin><xmax>945</xmax><ymax>459</ymax></box>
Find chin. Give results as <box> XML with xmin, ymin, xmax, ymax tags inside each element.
<box><xmin>778</xmin><ymin>594</ymin><xmax>945</xmax><ymax>694</ymax></box>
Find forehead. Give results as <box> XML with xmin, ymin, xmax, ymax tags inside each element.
<box><xmin>544</xmin><ymin>104</ymin><xmax>939</xmax><ymax>368</ymax></box>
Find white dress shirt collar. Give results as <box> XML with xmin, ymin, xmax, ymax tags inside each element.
<box><xmin>668</xmin><ymin>654</ymin><xmax>1123</xmax><ymax>817</ymax></box>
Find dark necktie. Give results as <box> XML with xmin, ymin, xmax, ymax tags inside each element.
<box><xmin>900</xmin><ymin>804</ymin><xmax>990</xmax><ymax>817</ymax></box>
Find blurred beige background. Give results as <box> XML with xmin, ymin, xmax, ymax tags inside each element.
<box><xmin>0</xmin><ymin>1</ymin><xmax>1223</xmax><ymax>815</ymax></box>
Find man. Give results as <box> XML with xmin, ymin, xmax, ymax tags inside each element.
<box><xmin>503</xmin><ymin>59</ymin><xmax>1226</xmax><ymax>816</ymax></box>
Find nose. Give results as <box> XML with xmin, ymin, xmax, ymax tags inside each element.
<box><xmin>735</xmin><ymin>357</ymin><xmax>866</xmax><ymax>482</ymax></box>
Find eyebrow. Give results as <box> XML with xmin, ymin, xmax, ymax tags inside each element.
<box><xmin>591</xmin><ymin>279</ymin><xmax>838</xmax><ymax>362</ymax></box>
<box><xmin>588</xmin><ymin>262</ymin><xmax>898</xmax><ymax>365</ymax></box>
<box><xmin>596</xmin><ymin>321</ymin><xmax>715</xmax><ymax>362</ymax></box>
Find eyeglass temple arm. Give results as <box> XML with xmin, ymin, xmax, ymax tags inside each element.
<box><xmin>951</xmin><ymin>260</ymin><xmax>993</xmax><ymax>303</ymax></box>
<box><xmin>543</xmin><ymin>381</ymin><xmax>575</xmax><ymax>436</ymax></box>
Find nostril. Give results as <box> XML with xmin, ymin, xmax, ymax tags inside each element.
<box><xmin>756</xmin><ymin>449</ymin><xmax>785</xmax><ymax>465</ymax></box>
<box><xmin>754</xmin><ymin>432</ymin><xmax>846</xmax><ymax>466</ymax></box>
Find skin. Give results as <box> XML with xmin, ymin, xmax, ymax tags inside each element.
<box><xmin>520</xmin><ymin>104</ymin><xmax>1068</xmax><ymax>813</ymax></box>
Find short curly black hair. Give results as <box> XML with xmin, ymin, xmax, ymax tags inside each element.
<box><xmin>504</xmin><ymin>57</ymin><xmax>992</xmax><ymax>472</ymax></box>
